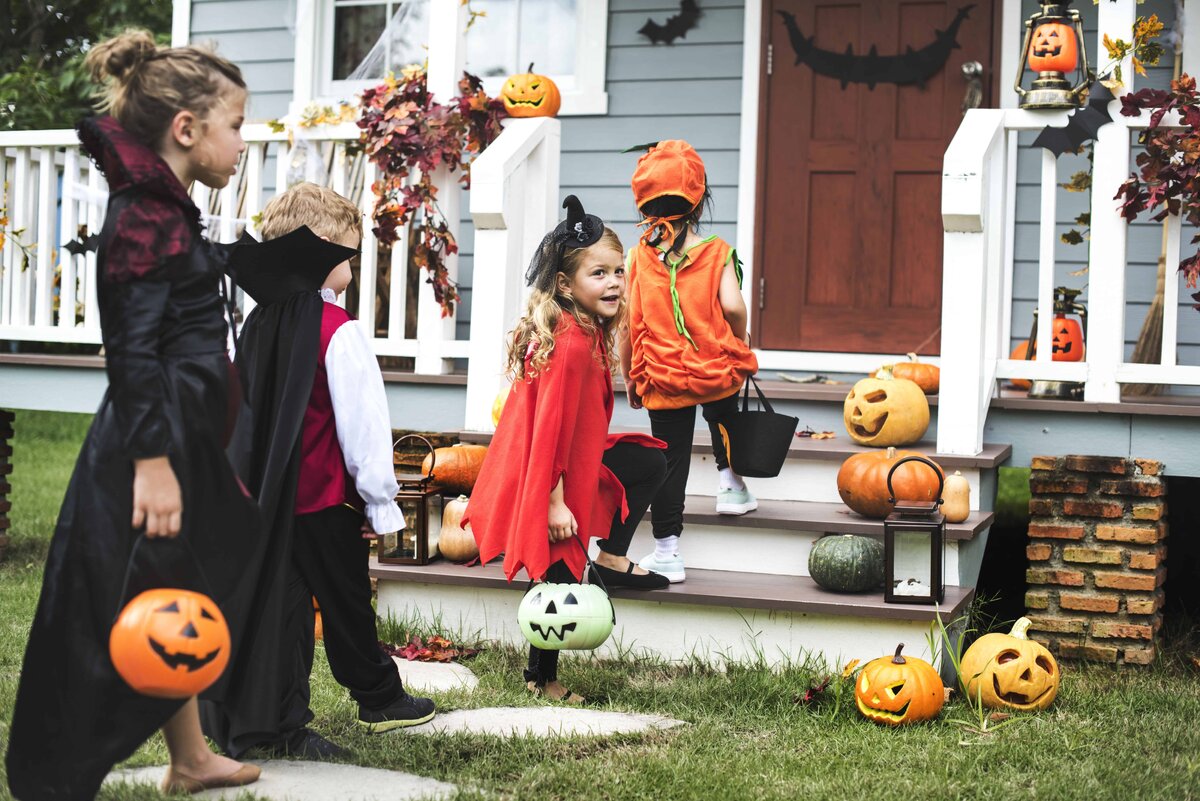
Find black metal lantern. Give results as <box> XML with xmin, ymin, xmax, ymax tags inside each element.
<box><xmin>883</xmin><ymin>456</ymin><xmax>946</xmax><ymax>605</ymax></box>
<box><xmin>380</xmin><ymin>435</ymin><xmax>444</xmax><ymax>566</ymax></box>
<box><xmin>1013</xmin><ymin>0</ymin><xmax>1091</xmax><ymax>109</ymax></box>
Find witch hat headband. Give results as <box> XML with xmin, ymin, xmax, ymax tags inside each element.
<box><xmin>525</xmin><ymin>195</ymin><xmax>606</xmax><ymax>294</ymax></box>
<box><xmin>228</xmin><ymin>226</ymin><xmax>359</xmax><ymax>306</ymax></box>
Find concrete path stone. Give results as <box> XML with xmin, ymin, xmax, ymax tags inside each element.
<box><xmin>405</xmin><ymin>706</ymin><xmax>684</xmax><ymax>738</ymax></box>
<box><xmin>105</xmin><ymin>760</ymin><xmax>455</xmax><ymax>800</ymax></box>
<box><xmin>391</xmin><ymin>656</ymin><xmax>478</xmax><ymax>693</ymax></box>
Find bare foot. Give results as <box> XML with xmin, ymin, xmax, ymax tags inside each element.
<box><xmin>593</xmin><ymin>552</ymin><xmax>652</xmax><ymax>576</ymax></box>
<box><xmin>171</xmin><ymin>751</ymin><xmax>252</xmax><ymax>783</ymax></box>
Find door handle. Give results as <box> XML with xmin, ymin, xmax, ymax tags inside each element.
<box><xmin>961</xmin><ymin>61</ymin><xmax>984</xmax><ymax>115</ymax></box>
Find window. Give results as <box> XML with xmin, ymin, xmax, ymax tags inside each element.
<box><xmin>311</xmin><ymin>0</ymin><xmax>607</xmax><ymax>115</ymax></box>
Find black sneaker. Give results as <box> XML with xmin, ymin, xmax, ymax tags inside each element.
<box><xmin>255</xmin><ymin>728</ymin><xmax>347</xmax><ymax>761</ymax></box>
<box><xmin>357</xmin><ymin>691</ymin><xmax>437</xmax><ymax>733</ymax></box>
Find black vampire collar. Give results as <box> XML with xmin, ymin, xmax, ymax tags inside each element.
<box><xmin>228</xmin><ymin>226</ymin><xmax>359</xmax><ymax>306</ymax></box>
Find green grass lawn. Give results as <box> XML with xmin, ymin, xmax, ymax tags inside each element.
<box><xmin>2</xmin><ymin>411</ymin><xmax>1199</xmax><ymax>801</ymax></box>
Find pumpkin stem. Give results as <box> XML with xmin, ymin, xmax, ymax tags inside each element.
<box><xmin>886</xmin><ymin>447</ymin><xmax>897</xmax><ymax>459</ymax></box>
<box><xmin>1010</xmin><ymin>617</ymin><xmax>1033</xmax><ymax>640</ymax></box>
<box><xmin>892</xmin><ymin>643</ymin><xmax>907</xmax><ymax>664</ymax></box>
<box><xmin>528</xmin><ymin>62</ymin><xmax>535</xmax><ymax>73</ymax></box>
<box><xmin>906</xmin><ymin>352</ymin><xmax>919</xmax><ymax>362</ymax></box>
<box><xmin>876</xmin><ymin>365</ymin><xmax>894</xmax><ymax>380</ymax></box>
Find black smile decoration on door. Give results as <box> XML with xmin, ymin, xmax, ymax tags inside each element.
<box><xmin>777</xmin><ymin>4</ymin><xmax>974</xmax><ymax>89</ymax></box>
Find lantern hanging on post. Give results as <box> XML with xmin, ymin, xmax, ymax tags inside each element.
<box><xmin>883</xmin><ymin>456</ymin><xmax>946</xmax><ymax>605</ymax></box>
<box><xmin>380</xmin><ymin>435</ymin><xmax>444</xmax><ymax>566</ymax></box>
<box><xmin>1013</xmin><ymin>0</ymin><xmax>1091</xmax><ymax>109</ymax></box>
<box><xmin>1024</xmin><ymin>285</ymin><xmax>1088</xmax><ymax>400</ymax></box>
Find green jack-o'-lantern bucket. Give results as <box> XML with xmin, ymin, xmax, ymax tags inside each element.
<box><xmin>516</xmin><ymin>537</ymin><xmax>615</xmax><ymax>651</ymax></box>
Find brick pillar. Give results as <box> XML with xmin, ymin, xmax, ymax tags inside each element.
<box><xmin>1025</xmin><ymin>455</ymin><xmax>1167</xmax><ymax>666</ymax></box>
<box><xmin>0</xmin><ymin>410</ymin><xmax>12</xmax><ymax>560</ymax></box>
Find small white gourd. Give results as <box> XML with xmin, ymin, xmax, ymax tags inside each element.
<box><xmin>941</xmin><ymin>470</ymin><xmax>971</xmax><ymax>523</ymax></box>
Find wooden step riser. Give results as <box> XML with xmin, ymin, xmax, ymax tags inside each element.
<box><xmin>683</xmin><ymin>453</ymin><xmax>983</xmax><ymax>507</ymax></box>
<box><xmin>378</xmin><ymin>580</ymin><xmax>953</xmax><ymax>674</ymax></box>
<box><xmin>616</xmin><ymin>524</ymin><xmax>963</xmax><ymax>586</ymax></box>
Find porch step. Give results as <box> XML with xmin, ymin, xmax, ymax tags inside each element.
<box><xmin>373</xmin><ymin>558</ymin><xmax>974</xmax><ymax>668</ymax></box>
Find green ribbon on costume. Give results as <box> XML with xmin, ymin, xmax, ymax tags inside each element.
<box><xmin>664</xmin><ymin>253</ymin><xmax>699</xmax><ymax>352</ymax></box>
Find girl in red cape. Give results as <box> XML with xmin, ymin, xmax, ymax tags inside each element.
<box><xmin>464</xmin><ymin>196</ymin><xmax>668</xmax><ymax>703</ymax></box>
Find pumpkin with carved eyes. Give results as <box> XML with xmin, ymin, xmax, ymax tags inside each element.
<box><xmin>517</xmin><ymin>582</ymin><xmax>613</xmax><ymax>651</ymax></box>
<box><xmin>855</xmin><ymin>643</ymin><xmax>945</xmax><ymax>726</ymax></box>
<box><xmin>110</xmin><ymin>588</ymin><xmax>231</xmax><ymax>698</ymax></box>
<box><xmin>843</xmin><ymin>374</ymin><xmax>929</xmax><ymax>447</ymax></box>
<box><xmin>1051</xmin><ymin>315</ymin><xmax>1084</xmax><ymax>362</ymax></box>
<box><xmin>960</xmin><ymin>617</ymin><xmax>1060</xmax><ymax>711</ymax></box>
<box><xmin>501</xmin><ymin>64</ymin><xmax>562</xmax><ymax>118</ymax></box>
<box><xmin>1028</xmin><ymin>21</ymin><xmax>1077</xmax><ymax>74</ymax></box>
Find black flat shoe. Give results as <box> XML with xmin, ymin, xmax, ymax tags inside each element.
<box><xmin>589</xmin><ymin>561</ymin><xmax>670</xmax><ymax>590</ymax></box>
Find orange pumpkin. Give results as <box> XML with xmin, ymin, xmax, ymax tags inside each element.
<box><xmin>1009</xmin><ymin>340</ymin><xmax>1034</xmax><ymax>390</ymax></box>
<box><xmin>959</xmin><ymin>617</ymin><xmax>1060</xmax><ymax>711</ymax></box>
<box><xmin>501</xmin><ymin>64</ymin><xmax>561</xmax><ymax>118</ymax></box>
<box><xmin>837</xmin><ymin>446</ymin><xmax>944</xmax><ymax>519</ymax></box>
<box><xmin>856</xmin><ymin>643</ymin><xmax>945</xmax><ymax>726</ymax></box>
<box><xmin>313</xmin><ymin>596</ymin><xmax>323</xmax><ymax>641</ymax></box>
<box><xmin>1028</xmin><ymin>21</ymin><xmax>1078</xmax><ymax>74</ymax></box>
<box><xmin>1051</xmin><ymin>315</ymin><xmax>1084</xmax><ymax>362</ymax></box>
<box><xmin>110</xmin><ymin>588</ymin><xmax>231</xmax><ymax>699</ymax></box>
<box><xmin>421</xmin><ymin>443</ymin><xmax>488</xmax><ymax>495</ymax></box>
<box><xmin>439</xmin><ymin>495</ymin><xmax>479</xmax><ymax>562</ymax></box>
<box><xmin>875</xmin><ymin>354</ymin><xmax>939</xmax><ymax>394</ymax></box>
<box><xmin>492</xmin><ymin>384</ymin><xmax>511</xmax><ymax>428</ymax></box>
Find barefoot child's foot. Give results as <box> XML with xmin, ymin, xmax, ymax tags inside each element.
<box><xmin>161</xmin><ymin>753</ymin><xmax>260</xmax><ymax>794</ymax></box>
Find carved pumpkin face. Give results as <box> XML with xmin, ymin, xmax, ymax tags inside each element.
<box><xmin>1051</xmin><ymin>315</ymin><xmax>1084</xmax><ymax>362</ymax></box>
<box><xmin>843</xmin><ymin>375</ymin><xmax>930</xmax><ymax>447</ymax></box>
<box><xmin>1029</xmin><ymin>22</ymin><xmax>1078</xmax><ymax>74</ymax></box>
<box><xmin>960</xmin><ymin>618</ymin><xmax>1060</xmax><ymax>711</ymax></box>
<box><xmin>855</xmin><ymin>643</ymin><xmax>945</xmax><ymax>726</ymax></box>
<box><xmin>501</xmin><ymin>66</ymin><xmax>562</xmax><ymax>118</ymax></box>
<box><xmin>109</xmin><ymin>588</ymin><xmax>230</xmax><ymax>699</ymax></box>
<box><xmin>517</xmin><ymin>582</ymin><xmax>613</xmax><ymax>651</ymax></box>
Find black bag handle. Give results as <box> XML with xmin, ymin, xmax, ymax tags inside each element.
<box><xmin>112</xmin><ymin>534</ymin><xmax>218</xmax><ymax>626</ymax></box>
<box><xmin>741</xmin><ymin>375</ymin><xmax>776</xmax><ymax>415</ymax></box>
<box><xmin>523</xmin><ymin>535</ymin><xmax>616</xmax><ymax>626</ymax></box>
<box><xmin>885</xmin><ymin>456</ymin><xmax>945</xmax><ymax>506</ymax></box>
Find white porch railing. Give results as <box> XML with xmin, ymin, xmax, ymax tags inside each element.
<box><xmin>0</xmin><ymin>123</ymin><xmax>470</xmax><ymax>369</ymax></box>
<box><xmin>463</xmin><ymin>117</ymin><xmax>562</xmax><ymax>432</ymax></box>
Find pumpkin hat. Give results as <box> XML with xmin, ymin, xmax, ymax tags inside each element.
<box><xmin>629</xmin><ymin>139</ymin><xmax>707</xmax><ymax>248</ymax></box>
<box><xmin>525</xmin><ymin>195</ymin><xmax>606</xmax><ymax>294</ymax></box>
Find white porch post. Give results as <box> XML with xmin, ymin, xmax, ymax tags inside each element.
<box><xmin>1083</xmin><ymin>0</ymin><xmax>1137</xmax><ymax>402</ymax></box>
<box><xmin>416</xmin><ymin>0</ymin><xmax>467</xmax><ymax>375</ymax></box>
<box><xmin>170</xmin><ymin>0</ymin><xmax>191</xmax><ymax>47</ymax></box>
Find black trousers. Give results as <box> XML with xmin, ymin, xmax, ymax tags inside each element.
<box><xmin>283</xmin><ymin>504</ymin><xmax>403</xmax><ymax>732</ymax></box>
<box><xmin>525</xmin><ymin>441</ymin><xmax>667</xmax><ymax>685</ymax></box>
<box><xmin>647</xmin><ymin>390</ymin><xmax>740</xmax><ymax>539</ymax></box>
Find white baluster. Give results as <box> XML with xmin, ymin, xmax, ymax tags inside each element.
<box><xmin>34</xmin><ymin>147</ymin><xmax>57</xmax><ymax>328</ymax></box>
<box><xmin>1035</xmin><ymin>149</ymin><xmax>1056</xmax><ymax>366</ymax></box>
<box><xmin>11</xmin><ymin>148</ymin><xmax>32</xmax><ymax>326</ymax></box>
<box><xmin>1161</xmin><ymin>213</ymin><xmax>1182</xmax><ymax>368</ymax></box>
<box><xmin>0</xmin><ymin>150</ymin><xmax>11</xmax><ymax>327</ymax></box>
<box><xmin>358</xmin><ymin>159</ymin><xmax>378</xmax><ymax>337</ymax></box>
<box><xmin>58</xmin><ymin>148</ymin><xmax>79</xmax><ymax>329</ymax></box>
<box><xmin>83</xmin><ymin>163</ymin><xmax>103</xmax><ymax>332</ymax></box>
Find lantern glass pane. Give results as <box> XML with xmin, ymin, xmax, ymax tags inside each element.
<box><xmin>399</xmin><ymin>498</ymin><xmax>422</xmax><ymax>560</ymax></box>
<box><xmin>380</xmin><ymin>529</ymin><xmax>401</xmax><ymax>560</ymax></box>
<box><xmin>891</xmin><ymin>528</ymin><xmax>934</xmax><ymax>599</ymax></box>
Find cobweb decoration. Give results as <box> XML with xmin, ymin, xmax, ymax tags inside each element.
<box><xmin>345</xmin><ymin>0</ymin><xmax>432</xmax><ymax>82</ymax></box>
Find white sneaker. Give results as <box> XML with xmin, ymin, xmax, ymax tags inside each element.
<box><xmin>716</xmin><ymin>486</ymin><xmax>758</xmax><ymax>515</ymax></box>
<box><xmin>638</xmin><ymin>552</ymin><xmax>686</xmax><ymax>583</ymax></box>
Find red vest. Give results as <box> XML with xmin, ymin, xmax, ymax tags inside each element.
<box><xmin>295</xmin><ymin>302</ymin><xmax>362</xmax><ymax>516</ymax></box>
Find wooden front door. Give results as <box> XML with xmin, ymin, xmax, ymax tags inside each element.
<box><xmin>755</xmin><ymin>0</ymin><xmax>996</xmax><ymax>355</ymax></box>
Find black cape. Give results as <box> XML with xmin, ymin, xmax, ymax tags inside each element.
<box><xmin>6</xmin><ymin>117</ymin><xmax>263</xmax><ymax>800</ymax></box>
<box><xmin>199</xmin><ymin>228</ymin><xmax>357</xmax><ymax>756</ymax></box>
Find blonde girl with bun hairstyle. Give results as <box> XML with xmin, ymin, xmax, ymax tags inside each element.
<box><xmin>6</xmin><ymin>30</ymin><xmax>265</xmax><ymax>798</ymax></box>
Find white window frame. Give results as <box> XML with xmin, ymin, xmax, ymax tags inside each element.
<box><xmin>292</xmin><ymin>0</ymin><xmax>608</xmax><ymax>116</ymax></box>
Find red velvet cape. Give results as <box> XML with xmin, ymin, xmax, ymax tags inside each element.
<box><xmin>464</xmin><ymin>315</ymin><xmax>657</xmax><ymax>581</ymax></box>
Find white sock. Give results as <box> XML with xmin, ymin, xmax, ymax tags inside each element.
<box><xmin>719</xmin><ymin>468</ymin><xmax>746</xmax><ymax>491</ymax></box>
<box><xmin>654</xmin><ymin>535</ymin><xmax>679</xmax><ymax>560</ymax></box>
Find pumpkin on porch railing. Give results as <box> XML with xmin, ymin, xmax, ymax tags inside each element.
<box><xmin>501</xmin><ymin>64</ymin><xmax>562</xmax><ymax>118</ymax></box>
<box><xmin>843</xmin><ymin>372</ymin><xmax>929</xmax><ymax>446</ymax></box>
<box><xmin>959</xmin><ymin>617</ymin><xmax>1060</xmax><ymax>711</ymax></box>
<box><xmin>855</xmin><ymin>643</ymin><xmax>945</xmax><ymax>726</ymax></box>
<box><xmin>1028</xmin><ymin>20</ymin><xmax>1078</xmax><ymax>75</ymax></box>
<box><xmin>439</xmin><ymin>495</ymin><xmax>479</xmax><ymax>562</ymax></box>
<box><xmin>873</xmin><ymin>353</ymin><xmax>939</xmax><ymax>394</ymax></box>
<box><xmin>837</xmin><ymin>447</ymin><xmax>944</xmax><ymax>519</ymax></box>
<box><xmin>421</xmin><ymin>443</ymin><xmax>488</xmax><ymax>495</ymax></box>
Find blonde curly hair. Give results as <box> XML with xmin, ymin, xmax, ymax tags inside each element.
<box><xmin>505</xmin><ymin>228</ymin><xmax>625</xmax><ymax>380</ymax></box>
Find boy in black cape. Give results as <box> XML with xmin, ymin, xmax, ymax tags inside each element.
<box><xmin>202</xmin><ymin>182</ymin><xmax>436</xmax><ymax>759</ymax></box>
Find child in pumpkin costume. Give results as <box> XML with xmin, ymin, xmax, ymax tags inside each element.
<box><xmin>623</xmin><ymin>140</ymin><xmax>759</xmax><ymax>584</ymax></box>
<box><xmin>201</xmin><ymin>183</ymin><xmax>435</xmax><ymax>760</ymax></box>
<box><xmin>464</xmin><ymin>196</ymin><xmax>669</xmax><ymax>702</ymax></box>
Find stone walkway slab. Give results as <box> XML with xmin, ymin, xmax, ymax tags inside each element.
<box><xmin>405</xmin><ymin>706</ymin><xmax>684</xmax><ymax>738</ymax></box>
<box><xmin>105</xmin><ymin>760</ymin><xmax>455</xmax><ymax>800</ymax></box>
<box><xmin>392</xmin><ymin>656</ymin><xmax>478</xmax><ymax>693</ymax></box>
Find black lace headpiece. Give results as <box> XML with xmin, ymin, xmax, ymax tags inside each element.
<box><xmin>524</xmin><ymin>195</ymin><xmax>606</xmax><ymax>293</ymax></box>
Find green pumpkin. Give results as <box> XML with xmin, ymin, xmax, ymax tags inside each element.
<box><xmin>516</xmin><ymin>582</ymin><xmax>613</xmax><ymax>651</ymax></box>
<box><xmin>808</xmin><ymin>534</ymin><xmax>885</xmax><ymax>593</ymax></box>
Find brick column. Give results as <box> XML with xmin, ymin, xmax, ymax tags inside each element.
<box><xmin>0</xmin><ymin>410</ymin><xmax>12</xmax><ymax>560</ymax></box>
<box><xmin>1025</xmin><ymin>455</ymin><xmax>1167</xmax><ymax>666</ymax></box>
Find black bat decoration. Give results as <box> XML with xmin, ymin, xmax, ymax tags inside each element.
<box><xmin>777</xmin><ymin>5</ymin><xmax>974</xmax><ymax>89</ymax></box>
<box><xmin>149</xmin><ymin>637</ymin><xmax>222</xmax><ymax>672</ymax></box>
<box><xmin>1031</xmin><ymin>83</ymin><xmax>1115</xmax><ymax>157</ymax></box>
<box><xmin>63</xmin><ymin>232</ymin><xmax>100</xmax><ymax>256</ymax></box>
<box><xmin>639</xmin><ymin>0</ymin><xmax>702</xmax><ymax>45</ymax></box>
